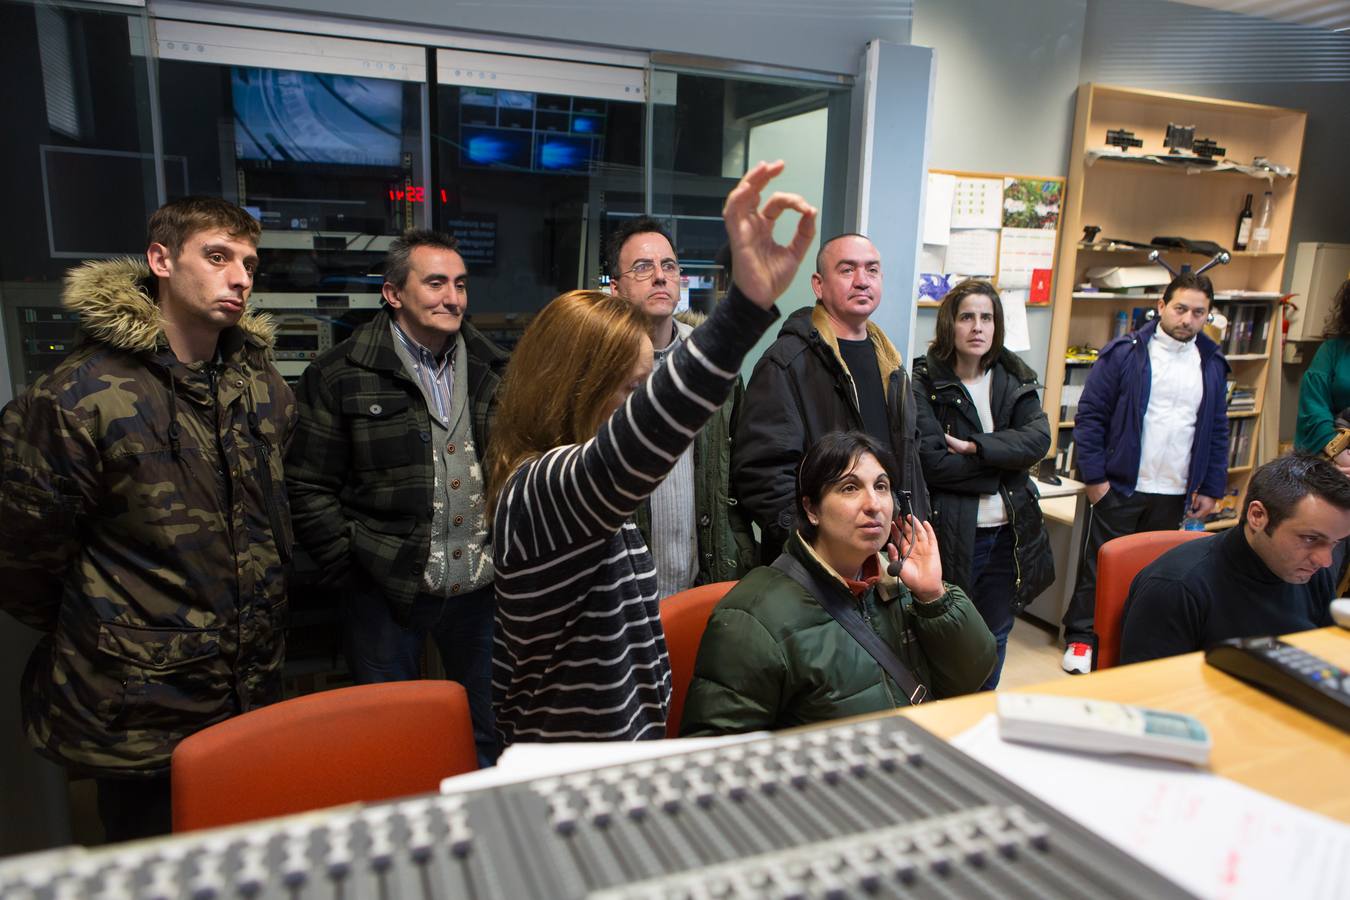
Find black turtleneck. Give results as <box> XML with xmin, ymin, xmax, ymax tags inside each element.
<box><xmin>1119</xmin><ymin>525</ymin><xmax>1335</xmax><ymax>665</ymax></box>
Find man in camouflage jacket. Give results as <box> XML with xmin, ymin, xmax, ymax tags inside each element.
<box><xmin>0</xmin><ymin>198</ymin><xmax>295</xmax><ymax>841</ymax></box>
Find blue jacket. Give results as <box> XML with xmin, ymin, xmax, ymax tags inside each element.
<box><xmin>1073</xmin><ymin>318</ymin><xmax>1230</xmax><ymax>500</ymax></box>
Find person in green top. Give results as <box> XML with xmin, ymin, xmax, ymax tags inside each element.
<box><xmin>1295</xmin><ymin>279</ymin><xmax>1350</xmax><ymax>476</ymax></box>
<box><xmin>680</xmin><ymin>431</ymin><xmax>995</xmax><ymax>736</ymax></box>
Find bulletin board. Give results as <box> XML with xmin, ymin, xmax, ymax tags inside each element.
<box><xmin>918</xmin><ymin>169</ymin><xmax>1065</xmax><ymax>309</ymax></box>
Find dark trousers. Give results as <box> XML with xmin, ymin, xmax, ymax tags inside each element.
<box><xmin>95</xmin><ymin>772</ymin><xmax>172</xmax><ymax>843</ymax></box>
<box><xmin>344</xmin><ymin>583</ymin><xmax>499</xmax><ymax>767</ymax></box>
<box><xmin>1062</xmin><ymin>489</ymin><xmax>1187</xmax><ymax>646</ymax></box>
<box><xmin>969</xmin><ymin>525</ymin><xmax>1017</xmax><ymax>691</ymax></box>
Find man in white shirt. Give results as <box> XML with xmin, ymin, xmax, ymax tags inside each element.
<box><xmin>607</xmin><ymin>218</ymin><xmax>758</xmax><ymax>596</ymax></box>
<box><xmin>1063</xmin><ymin>272</ymin><xmax>1231</xmax><ymax>673</ymax></box>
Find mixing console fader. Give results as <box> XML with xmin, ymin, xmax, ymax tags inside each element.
<box><xmin>0</xmin><ymin>716</ymin><xmax>1193</xmax><ymax>899</ymax></box>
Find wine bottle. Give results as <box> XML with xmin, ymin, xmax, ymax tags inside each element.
<box><xmin>1233</xmin><ymin>193</ymin><xmax>1253</xmax><ymax>251</ymax></box>
<box><xmin>1250</xmin><ymin>191</ymin><xmax>1274</xmax><ymax>253</ymax></box>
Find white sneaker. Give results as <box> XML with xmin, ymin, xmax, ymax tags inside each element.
<box><xmin>1061</xmin><ymin>642</ymin><xmax>1092</xmax><ymax>675</ymax></box>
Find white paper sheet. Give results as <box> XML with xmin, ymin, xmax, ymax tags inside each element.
<box><xmin>951</xmin><ymin>177</ymin><xmax>1003</xmax><ymax>229</ymax></box>
<box><xmin>919</xmin><ymin>244</ymin><xmax>946</xmax><ymax>276</ymax></box>
<box><xmin>944</xmin><ymin>229</ymin><xmax>999</xmax><ymax>276</ymax></box>
<box><xmin>1000</xmin><ymin>289</ymin><xmax>1031</xmax><ymax>352</ymax></box>
<box><xmin>997</xmin><ymin>226</ymin><xmax>1057</xmax><ymax>289</ymax></box>
<box><xmin>923</xmin><ymin>172</ymin><xmax>956</xmax><ymax>245</ymax></box>
<box><xmin>439</xmin><ymin>734</ymin><xmax>769</xmax><ymax>794</ymax></box>
<box><xmin>953</xmin><ymin>715</ymin><xmax>1350</xmax><ymax>900</ymax></box>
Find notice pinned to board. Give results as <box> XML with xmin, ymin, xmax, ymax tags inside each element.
<box><xmin>923</xmin><ymin>172</ymin><xmax>957</xmax><ymax>245</ymax></box>
<box><xmin>952</xmin><ymin>177</ymin><xmax>1003</xmax><ymax>229</ymax></box>
<box><xmin>944</xmin><ymin>229</ymin><xmax>999</xmax><ymax>277</ymax></box>
<box><xmin>1000</xmin><ymin>289</ymin><xmax>1032</xmax><ymax>352</ymax></box>
<box><xmin>1001</xmin><ymin>177</ymin><xmax>1062</xmax><ymax>230</ymax></box>
<box><xmin>997</xmin><ymin>227</ymin><xmax>1057</xmax><ymax>290</ymax></box>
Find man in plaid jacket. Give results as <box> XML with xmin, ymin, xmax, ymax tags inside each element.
<box><xmin>286</xmin><ymin>230</ymin><xmax>507</xmax><ymax>765</ymax></box>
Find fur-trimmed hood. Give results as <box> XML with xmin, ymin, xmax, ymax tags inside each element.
<box><xmin>62</xmin><ymin>257</ymin><xmax>276</xmax><ymax>354</ymax></box>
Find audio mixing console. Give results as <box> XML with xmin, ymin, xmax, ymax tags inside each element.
<box><xmin>0</xmin><ymin>715</ymin><xmax>1191</xmax><ymax>899</ymax></box>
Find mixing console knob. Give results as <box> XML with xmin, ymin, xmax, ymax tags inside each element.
<box><xmin>1005</xmin><ymin>805</ymin><xmax>1050</xmax><ymax>850</ymax></box>
<box><xmin>407</xmin><ymin>816</ymin><xmax>436</xmax><ymax>861</ymax></box>
<box><xmin>93</xmin><ymin>865</ymin><xmax>134</xmax><ymax>900</ymax></box>
<box><xmin>914</xmin><ymin>831</ymin><xmax>953</xmax><ymax>875</ymax></box>
<box><xmin>685</xmin><ymin>770</ymin><xmax>715</xmax><ymax>807</ymax></box>
<box><xmin>876</xmin><ymin>842</ymin><xmax>917</xmax><ymax>884</ymax></box>
<box><xmin>187</xmin><ymin>840</ymin><xmax>229</xmax><ymax>900</ymax></box>
<box><xmin>324</xmin><ymin>815</ymin><xmax>355</xmax><ymax>877</ymax></box>
<box><xmin>651</xmin><ymin>774</ymin><xmax>681</xmax><ymax>812</ymax></box>
<box><xmin>445</xmin><ymin>810</ymin><xmax>475</xmax><ymax>856</ymax></box>
<box><xmin>143</xmin><ymin>858</ymin><xmax>181</xmax><ymax>900</ymax></box>
<box><xmin>235</xmin><ymin>836</ymin><xmax>269</xmax><ymax>895</ymax></box>
<box><xmin>547</xmin><ymin>795</ymin><xmax>578</xmax><ymax>834</ymax></box>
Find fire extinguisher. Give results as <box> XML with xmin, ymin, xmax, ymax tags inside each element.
<box><xmin>1280</xmin><ymin>293</ymin><xmax>1298</xmax><ymax>348</ymax></box>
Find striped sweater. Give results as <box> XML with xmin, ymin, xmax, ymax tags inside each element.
<box><xmin>492</xmin><ymin>288</ymin><xmax>777</xmax><ymax>745</ymax></box>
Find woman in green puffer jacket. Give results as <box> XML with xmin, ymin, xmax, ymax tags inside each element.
<box><xmin>681</xmin><ymin>431</ymin><xmax>995</xmax><ymax>736</ymax></box>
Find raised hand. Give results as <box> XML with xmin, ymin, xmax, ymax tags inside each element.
<box><xmin>722</xmin><ymin>160</ymin><xmax>818</xmax><ymax>308</ymax></box>
<box><xmin>892</xmin><ymin>515</ymin><xmax>944</xmax><ymax>603</ymax></box>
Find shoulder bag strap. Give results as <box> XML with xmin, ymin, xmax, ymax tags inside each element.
<box><xmin>771</xmin><ymin>554</ymin><xmax>928</xmax><ymax>704</ymax></box>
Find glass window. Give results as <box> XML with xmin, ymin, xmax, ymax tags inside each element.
<box><xmin>0</xmin><ymin>0</ymin><xmax>158</xmax><ymax>392</ymax></box>
<box><xmin>646</xmin><ymin>71</ymin><xmax>847</xmax><ymax>332</ymax></box>
<box><xmin>432</xmin><ymin>53</ymin><xmax>646</xmax><ymax>347</ymax></box>
<box><xmin>152</xmin><ymin>22</ymin><xmax>427</xmax><ymax>380</ymax></box>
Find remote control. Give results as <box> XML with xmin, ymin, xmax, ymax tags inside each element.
<box><xmin>996</xmin><ymin>693</ymin><xmax>1211</xmax><ymax>765</ymax></box>
<box><xmin>1205</xmin><ymin>636</ymin><xmax>1350</xmax><ymax>733</ymax></box>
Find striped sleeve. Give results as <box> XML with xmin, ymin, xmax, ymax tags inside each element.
<box><xmin>492</xmin><ymin>288</ymin><xmax>777</xmax><ymax>745</ymax></box>
<box><xmin>496</xmin><ymin>287</ymin><xmax>777</xmax><ymax>570</ymax></box>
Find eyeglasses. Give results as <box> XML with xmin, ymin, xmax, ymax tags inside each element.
<box><xmin>620</xmin><ymin>259</ymin><xmax>681</xmax><ymax>281</ymax></box>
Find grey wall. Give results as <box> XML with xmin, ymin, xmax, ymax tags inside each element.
<box><xmin>1080</xmin><ymin>0</ymin><xmax>1350</xmax><ymax>268</ymax></box>
<box><xmin>861</xmin><ymin>42</ymin><xmax>937</xmax><ymax>364</ymax></box>
<box><xmin>909</xmin><ymin>0</ymin><xmax>1086</xmax><ymax>376</ymax></box>
<box><xmin>226</xmin><ymin>0</ymin><xmax>913</xmax><ymax>75</ymax></box>
<box><xmin>911</xmin><ymin>0</ymin><xmax>1350</xmax><ymax>437</ymax></box>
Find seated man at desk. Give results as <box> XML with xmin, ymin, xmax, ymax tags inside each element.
<box><xmin>1120</xmin><ymin>454</ymin><xmax>1350</xmax><ymax>664</ymax></box>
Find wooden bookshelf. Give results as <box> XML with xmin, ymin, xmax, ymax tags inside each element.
<box><xmin>1047</xmin><ymin>84</ymin><xmax>1305</xmax><ymax>521</ymax></box>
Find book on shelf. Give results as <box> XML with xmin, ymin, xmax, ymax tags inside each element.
<box><xmin>1226</xmin><ymin>379</ymin><xmax>1256</xmax><ymax>412</ymax></box>
<box><xmin>1059</xmin><ymin>363</ymin><xmax>1095</xmax><ymax>422</ymax></box>
<box><xmin>1055</xmin><ymin>438</ymin><xmax>1078</xmax><ymax>479</ymax></box>
<box><xmin>1216</xmin><ymin>301</ymin><xmax>1270</xmax><ymax>355</ymax></box>
<box><xmin>1227</xmin><ymin>418</ymin><xmax>1254</xmax><ymax>468</ymax></box>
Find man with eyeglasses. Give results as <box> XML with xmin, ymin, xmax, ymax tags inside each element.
<box><xmin>606</xmin><ymin>217</ymin><xmax>758</xmax><ymax>597</ymax></box>
<box><xmin>733</xmin><ymin>232</ymin><xmax>930</xmax><ymax>564</ymax></box>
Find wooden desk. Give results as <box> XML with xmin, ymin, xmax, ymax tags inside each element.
<box><xmin>901</xmin><ymin>628</ymin><xmax>1350</xmax><ymax>823</ymax></box>
<box><xmin>1026</xmin><ymin>476</ymin><xmax>1086</xmax><ymax>635</ymax></box>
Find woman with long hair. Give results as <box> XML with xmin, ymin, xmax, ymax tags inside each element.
<box><xmin>1295</xmin><ymin>279</ymin><xmax>1350</xmax><ymax>476</ymax></box>
<box><xmin>485</xmin><ymin>161</ymin><xmax>816</xmax><ymax>745</ymax></box>
<box><xmin>912</xmin><ymin>279</ymin><xmax>1054</xmax><ymax>688</ymax></box>
<box><xmin>679</xmin><ymin>431</ymin><xmax>994</xmax><ymax>735</ymax></box>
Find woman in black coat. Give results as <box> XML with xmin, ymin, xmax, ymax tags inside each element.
<box><xmin>912</xmin><ymin>280</ymin><xmax>1054</xmax><ymax>688</ymax></box>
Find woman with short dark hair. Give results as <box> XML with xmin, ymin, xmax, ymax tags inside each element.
<box><xmin>913</xmin><ymin>280</ymin><xmax>1055</xmax><ymax>689</ymax></box>
<box><xmin>680</xmin><ymin>431</ymin><xmax>994</xmax><ymax>736</ymax></box>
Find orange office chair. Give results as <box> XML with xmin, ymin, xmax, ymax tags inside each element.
<box><xmin>1094</xmin><ymin>530</ymin><xmax>1209</xmax><ymax>669</ymax></box>
<box><xmin>171</xmin><ymin>680</ymin><xmax>478</xmax><ymax>832</ymax></box>
<box><xmin>660</xmin><ymin>581</ymin><xmax>737</xmax><ymax>738</ymax></box>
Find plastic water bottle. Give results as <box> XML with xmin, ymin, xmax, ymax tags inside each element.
<box><xmin>1181</xmin><ymin>517</ymin><xmax>1205</xmax><ymax>532</ymax></box>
